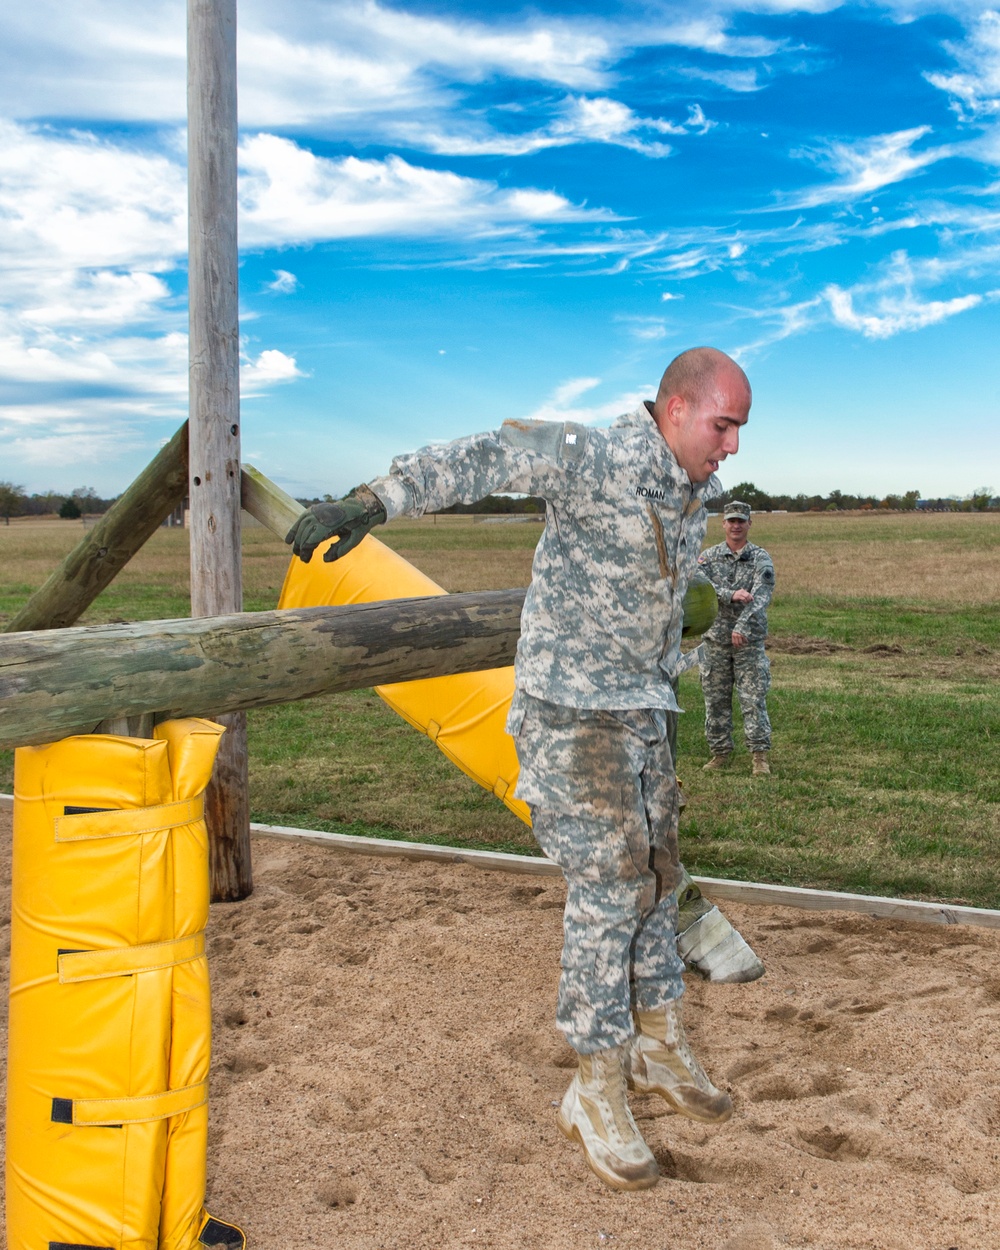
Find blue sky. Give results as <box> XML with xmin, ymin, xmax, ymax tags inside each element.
<box><xmin>0</xmin><ymin>1</ymin><xmax>998</xmax><ymax>500</ymax></box>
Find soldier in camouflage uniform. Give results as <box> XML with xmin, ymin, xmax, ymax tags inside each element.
<box><xmin>286</xmin><ymin>347</ymin><xmax>752</xmax><ymax>1191</ymax></box>
<box><xmin>697</xmin><ymin>500</ymin><xmax>775</xmax><ymax>776</ymax></box>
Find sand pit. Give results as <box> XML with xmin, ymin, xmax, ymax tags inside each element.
<box><xmin>1</xmin><ymin>803</ymin><xmax>998</xmax><ymax>1249</ymax></box>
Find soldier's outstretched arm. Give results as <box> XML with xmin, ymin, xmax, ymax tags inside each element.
<box><xmin>287</xmin><ymin>420</ymin><xmax>589</xmax><ymax>563</ymax></box>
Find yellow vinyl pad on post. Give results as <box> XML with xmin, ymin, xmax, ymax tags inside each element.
<box><xmin>5</xmin><ymin>718</ymin><xmax>244</xmax><ymax>1250</ymax></box>
<box><xmin>278</xmin><ymin>532</ymin><xmax>531</xmax><ymax>826</ymax></box>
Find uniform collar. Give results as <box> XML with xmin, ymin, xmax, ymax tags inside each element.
<box><xmin>616</xmin><ymin>403</ymin><xmax>723</xmax><ymax>503</ymax></box>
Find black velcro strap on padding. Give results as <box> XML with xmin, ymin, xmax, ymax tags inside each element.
<box><xmin>51</xmin><ymin>1098</ymin><xmax>73</xmax><ymax>1123</ymax></box>
<box><xmin>199</xmin><ymin>1217</ymin><xmax>247</xmax><ymax>1248</ymax></box>
<box><xmin>50</xmin><ymin>1097</ymin><xmax>121</xmax><ymax>1128</ymax></box>
<box><xmin>50</xmin><ymin>1243</ymin><xmax>114</xmax><ymax>1250</ymax></box>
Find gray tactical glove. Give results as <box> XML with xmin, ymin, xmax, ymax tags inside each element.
<box><xmin>285</xmin><ymin>483</ymin><xmax>388</xmax><ymax>563</ymax></box>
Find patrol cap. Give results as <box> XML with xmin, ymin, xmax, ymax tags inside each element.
<box><xmin>723</xmin><ymin>500</ymin><xmax>751</xmax><ymax>520</ymax></box>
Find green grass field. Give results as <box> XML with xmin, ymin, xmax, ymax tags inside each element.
<box><xmin>2</xmin><ymin>511</ymin><xmax>998</xmax><ymax>906</ymax></box>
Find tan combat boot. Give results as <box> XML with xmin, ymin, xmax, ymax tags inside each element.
<box><xmin>557</xmin><ymin>1045</ymin><xmax>659</xmax><ymax>1191</ymax></box>
<box><xmin>752</xmin><ymin>752</ymin><xmax>771</xmax><ymax>776</ymax></box>
<box><xmin>626</xmin><ymin>1002</ymin><xmax>733</xmax><ymax>1124</ymax></box>
<box><xmin>702</xmin><ymin>753</ymin><xmax>731</xmax><ymax>772</ymax></box>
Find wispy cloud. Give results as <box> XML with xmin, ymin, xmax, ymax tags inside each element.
<box><xmin>824</xmin><ymin>283</ymin><xmax>983</xmax><ymax>337</ymax></box>
<box><xmin>0</xmin><ymin>1</ymin><xmax>793</xmax><ymax>154</ymax></box>
<box><xmin>735</xmin><ymin>246</ymin><xmax>994</xmax><ymax>354</ymax></box>
<box><xmin>237</xmin><ymin>134</ymin><xmax>613</xmax><ymax>245</ymax></box>
<box><xmin>391</xmin><ymin>98</ymin><xmax>713</xmax><ymax>159</ymax></box>
<box><xmin>521</xmin><ymin>376</ymin><xmax>649</xmax><ymax>426</ymax></box>
<box><xmin>779</xmin><ymin>127</ymin><xmax>953</xmax><ymax>209</ymax></box>
<box><xmin>617</xmin><ymin>316</ymin><xmax>669</xmax><ymax>341</ymax></box>
<box><xmin>925</xmin><ymin>10</ymin><xmax>1000</xmax><ymax>120</ymax></box>
<box><xmin>266</xmin><ymin>269</ymin><xmax>299</xmax><ymax>294</ymax></box>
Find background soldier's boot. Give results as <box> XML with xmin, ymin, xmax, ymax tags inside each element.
<box><xmin>702</xmin><ymin>753</ymin><xmax>731</xmax><ymax>771</ymax></box>
<box><xmin>675</xmin><ymin>867</ymin><xmax>765</xmax><ymax>983</ymax></box>
<box><xmin>557</xmin><ymin>1045</ymin><xmax>659</xmax><ymax>1191</ymax></box>
<box><xmin>752</xmin><ymin>752</ymin><xmax>771</xmax><ymax>776</ymax></box>
<box><xmin>626</xmin><ymin>1002</ymin><xmax>733</xmax><ymax>1124</ymax></box>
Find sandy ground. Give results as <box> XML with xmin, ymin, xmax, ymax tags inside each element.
<box><xmin>2</xmin><ymin>803</ymin><xmax>999</xmax><ymax>1250</ymax></box>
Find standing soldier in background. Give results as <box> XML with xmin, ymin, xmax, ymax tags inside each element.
<box><xmin>286</xmin><ymin>348</ymin><xmax>752</xmax><ymax>1192</ymax></box>
<box><xmin>698</xmin><ymin>500</ymin><xmax>775</xmax><ymax>776</ymax></box>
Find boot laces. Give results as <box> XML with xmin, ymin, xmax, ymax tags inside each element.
<box><xmin>592</xmin><ymin>1051</ymin><xmax>639</xmax><ymax>1144</ymax></box>
<box><xmin>665</xmin><ymin>1004</ymin><xmax>712</xmax><ymax>1092</ymax></box>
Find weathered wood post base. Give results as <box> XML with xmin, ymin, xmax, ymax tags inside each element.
<box><xmin>205</xmin><ymin>711</ymin><xmax>252</xmax><ymax>900</ymax></box>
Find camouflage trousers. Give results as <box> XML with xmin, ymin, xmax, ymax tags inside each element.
<box><xmin>699</xmin><ymin>638</ymin><xmax>772</xmax><ymax>755</ymax></box>
<box><xmin>508</xmin><ymin>692</ymin><xmax>685</xmax><ymax>1054</ymax></box>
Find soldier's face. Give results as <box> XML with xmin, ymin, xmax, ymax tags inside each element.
<box><xmin>662</xmin><ymin>369</ymin><xmax>751</xmax><ymax>483</ymax></box>
<box><xmin>724</xmin><ymin>516</ymin><xmax>750</xmax><ymax>549</ymax></box>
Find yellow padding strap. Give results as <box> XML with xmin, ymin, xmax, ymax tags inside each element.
<box><xmin>54</xmin><ymin>796</ymin><xmax>205</xmax><ymax>843</ymax></box>
<box><xmin>71</xmin><ymin>1080</ymin><xmax>209</xmax><ymax>1127</ymax></box>
<box><xmin>58</xmin><ymin>932</ymin><xmax>206</xmax><ymax>983</ymax></box>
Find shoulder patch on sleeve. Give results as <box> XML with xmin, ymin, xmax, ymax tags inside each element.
<box><xmin>500</xmin><ymin>419</ymin><xmax>588</xmax><ymax>465</ymax></box>
<box><xmin>761</xmin><ymin>567</ymin><xmax>775</xmax><ymax>583</ymax></box>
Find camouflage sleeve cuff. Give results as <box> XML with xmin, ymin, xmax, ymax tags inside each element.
<box><xmin>367</xmin><ymin>474</ymin><xmax>416</xmax><ymax>521</ymax></box>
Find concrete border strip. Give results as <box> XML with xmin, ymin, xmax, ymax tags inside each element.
<box><xmin>2</xmin><ymin>798</ymin><xmax>997</xmax><ymax>929</ymax></box>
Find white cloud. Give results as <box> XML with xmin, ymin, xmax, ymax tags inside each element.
<box><xmin>925</xmin><ymin>10</ymin><xmax>1000</xmax><ymax>119</ymax></box>
<box><xmin>0</xmin><ymin>0</ymin><xmax>792</xmax><ymax>157</ymax></box>
<box><xmin>267</xmin><ymin>270</ymin><xmax>300</xmax><ymax>294</ymax></box>
<box><xmin>617</xmin><ymin>316</ymin><xmax>669</xmax><ymax>341</ymax></box>
<box><xmin>676</xmin><ymin>65</ymin><xmax>765</xmax><ymax>93</ymax></box>
<box><xmin>522</xmin><ymin>377</ymin><xmax>649</xmax><ymax>426</ymax></box>
<box><xmin>781</xmin><ymin>127</ymin><xmax>953</xmax><ymax>209</ymax></box>
<box><xmin>237</xmin><ymin>134</ymin><xmax>611</xmax><ymax>245</ymax></box>
<box><xmin>824</xmin><ymin>284</ymin><xmax>982</xmax><ymax>337</ymax></box>
<box><xmin>736</xmin><ymin>245</ymin><xmax>993</xmax><ymax>354</ymax></box>
<box><xmin>390</xmin><ymin>96</ymin><xmax>712</xmax><ymax>159</ymax></box>
<box><xmin>240</xmin><ymin>347</ymin><xmax>304</xmax><ymax>392</ymax></box>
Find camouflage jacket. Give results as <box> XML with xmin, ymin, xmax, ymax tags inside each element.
<box><xmin>697</xmin><ymin>539</ymin><xmax>774</xmax><ymax>644</ymax></box>
<box><xmin>368</xmin><ymin>404</ymin><xmax>721</xmax><ymax>711</ymax></box>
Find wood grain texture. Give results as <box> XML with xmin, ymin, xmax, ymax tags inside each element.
<box><xmin>188</xmin><ymin>0</ymin><xmax>248</xmax><ymax>899</ymax></box>
<box><xmin>5</xmin><ymin>423</ymin><xmax>189</xmax><ymax>634</ymax></box>
<box><xmin>0</xmin><ymin>589</ymin><xmax>525</xmax><ymax>751</ymax></box>
<box><xmin>241</xmin><ymin>464</ymin><xmax>305</xmax><ymax>540</ymax></box>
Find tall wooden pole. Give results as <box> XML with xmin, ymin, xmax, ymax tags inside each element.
<box><xmin>188</xmin><ymin>0</ymin><xmax>252</xmax><ymax>901</ymax></box>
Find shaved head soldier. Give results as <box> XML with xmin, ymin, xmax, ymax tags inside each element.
<box><xmin>287</xmin><ymin>347</ymin><xmax>752</xmax><ymax>1191</ymax></box>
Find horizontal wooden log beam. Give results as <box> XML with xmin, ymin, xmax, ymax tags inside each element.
<box><xmin>0</xmin><ymin>590</ymin><xmax>524</xmax><ymax>750</ymax></box>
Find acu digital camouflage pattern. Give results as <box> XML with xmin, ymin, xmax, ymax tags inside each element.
<box><xmin>369</xmin><ymin>406</ymin><xmax>721</xmax><ymax>711</ymax></box>
<box><xmin>699</xmin><ymin>639</ymin><xmax>772</xmax><ymax>754</ymax></box>
<box><xmin>369</xmin><ymin>406</ymin><xmax>717</xmax><ymax>1051</ymax></box>
<box><xmin>696</xmin><ymin>538</ymin><xmax>775</xmax><ymax>754</ymax></box>
<box><xmin>508</xmin><ymin>692</ymin><xmax>685</xmax><ymax>1053</ymax></box>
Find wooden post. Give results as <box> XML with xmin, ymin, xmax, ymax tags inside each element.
<box><xmin>188</xmin><ymin>0</ymin><xmax>251</xmax><ymax>901</ymax></box>
<box><xmin>5</xmin><ymin>423</ymin><xmax>189</xmax><ymax>635</ymax></box>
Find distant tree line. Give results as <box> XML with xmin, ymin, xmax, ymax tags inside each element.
<box><xmin>0</xmin><ymin>483</ymin><xmax>118</xmax><ymax>525</ymax></box>
<box><xmin>5</xmin><ymin>478</ymin><xmax>995</xmax><ymax>530</ymax></box>
<box><xmin>715</xmin><ymin>482</ymin><xmax>999</xmax><ymax>514</ymax></box>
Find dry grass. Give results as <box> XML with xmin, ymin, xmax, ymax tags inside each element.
<box><xmin>731</xmin><ymin>511</ymin><xmax>1000</xmax><ymax>605</ymax></box>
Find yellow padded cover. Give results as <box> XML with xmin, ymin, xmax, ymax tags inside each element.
<box><xmin>6</xmin><ymin>718</ymin><xmax>226</xmax><ymax>1250</ymax></box>
<box><xmin>278</xmin><ymin>533</ymin><xmax>531</xmax><ymax>825</ymax></box>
